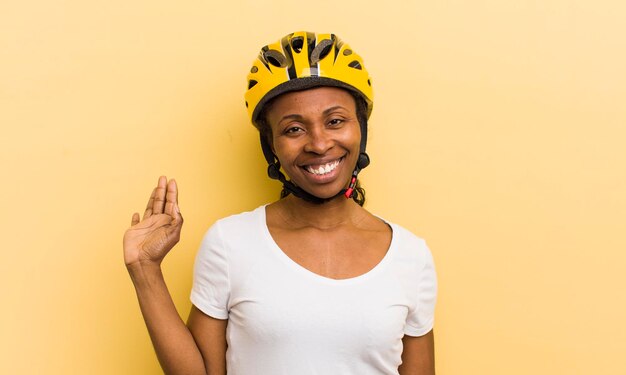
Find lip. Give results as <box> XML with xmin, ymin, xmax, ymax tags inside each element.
<box><xmin>299</xmin><ymin>156</ymin><xmax>344</xmax><ymax>168</ymax></box>
<box><xmin>299</xmin><ymin>156</ymin><xmax>345</xmax><ymax>183</ymax></box>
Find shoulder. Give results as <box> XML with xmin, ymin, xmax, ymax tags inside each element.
<box><xmin>195</xmin><ymin>205</ymin><xmax>270</xmax><ymax>276</ymax></box>
<box><xmin>207</xmin><ymin>205</ymin><xmax>266</xmax><ymax>236</ymax></box>
<box><xmin>197</xmin><ymin>205</ymin><xmax>267</xmax><ymax>255</ymax></box>
<box><xmin>381</xmin><ymin>219</ymin><xmax>438</xmax><ymax>312</ymax></box>
<box><xmin>389</xmin><ymin>222</ymin><xmax>428</xmax><ymax>248</ymax></box>
<box><xmin>380</xmin><ymin>218</ymin><xmax>434</xmax><ymax>269</ymax></box>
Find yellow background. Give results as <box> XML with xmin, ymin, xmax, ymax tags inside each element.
<box><xmin>1</xmin><ymin>1</ymin><xmax>625</xmax><ymax>374</ymax></box>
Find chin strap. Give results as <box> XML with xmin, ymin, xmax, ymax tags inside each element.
<box><xmin>260</xmin><ymin>118</ymin><xmax>370</xmax><ymax>204</ymax></box>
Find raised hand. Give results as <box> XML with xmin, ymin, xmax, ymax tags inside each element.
<box><xmin>123</xmin><ymin>176</ymin><xmax>183</xmax><ymax>268</ymax></box>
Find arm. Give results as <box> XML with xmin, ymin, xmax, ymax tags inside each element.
<box><xmin>124</xmin><ymin>176</ymin><xmax>225</xmax><ymax>375</ymax></box>
<box><xmin>188</xmin><ymin>305</ymin><xmax>228</xmax><ymax>375</ymax></box>
<box><xmin>398</xmin><ymin>330</ymin><xmax>435</xmax><ymax>375</ymax></box>
<box><xmin>128</xmin><ymin>262</ymin><xmax>206</xmax><ymax>375</ymax></box>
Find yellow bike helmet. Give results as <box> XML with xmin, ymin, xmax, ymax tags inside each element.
<box><xmin>245</xmin><ymin>31</ymin><xmax>373</xmax><ymax>128</ymax></box>
<box><xmin>245</xmin><ymin>31</ymin><xmax>373</xmax><ymax>205</ymax></box>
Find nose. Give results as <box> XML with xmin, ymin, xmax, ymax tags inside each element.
<box><xmin>303</xmin><ymin>125</ymin><xmax>333</xmax><ymax>154</ymax></box>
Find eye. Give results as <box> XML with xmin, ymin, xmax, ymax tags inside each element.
<box><xmin>284</xmin><ymin>126</ymin><xmax>304</xmax><ymax>135</ymax></box>
<box><xmin>328</xmin><ymin>118</ymin><xmax>344</xmax><ymax>126</ymax></box>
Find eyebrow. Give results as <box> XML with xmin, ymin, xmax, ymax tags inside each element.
<box><xmin>322</xmin><ymin>105</ymin><xmax>347</xmax><ymax>115</ymax></box>
<box><xmin>278</xmin><ymin>105</ymin><xmax>348</xmax><ymax>123</ymax></box>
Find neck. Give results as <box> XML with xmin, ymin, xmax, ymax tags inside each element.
<box><xmin>278</xmin><ymin>194</ymin><xmax>362</xmax><ymax>230</ymax></box>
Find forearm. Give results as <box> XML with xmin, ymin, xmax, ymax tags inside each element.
<box><xmin>128</xmin><ymin>262</ymin><xmax>206</xmax><ymax>375</ymax></box>
<box><xmin>398</xmin><ymin>331</ymin><xmax>435</xmax><ymax>375</ymax></box>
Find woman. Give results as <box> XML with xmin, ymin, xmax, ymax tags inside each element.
<box><xmin>124</xmin><ymin>31</ymin><xmax>437</xmax><ymax>375</ymax></box>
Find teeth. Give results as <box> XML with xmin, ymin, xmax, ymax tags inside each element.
<box><xmin>306</xmin><ymin>159</ymin><xmax>340</xmax><ymax>175</ymax></box>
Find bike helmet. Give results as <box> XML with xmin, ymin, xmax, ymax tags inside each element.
<box><xmin>245</xmin><ymin>31</ymin><xmax>374</xmax><ymax>204</ymax></box>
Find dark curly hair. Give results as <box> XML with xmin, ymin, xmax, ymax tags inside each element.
<box><xmin>256</xmin><ymin>89</ymin><xmax>369</xmax><ymax>206</ymax></box>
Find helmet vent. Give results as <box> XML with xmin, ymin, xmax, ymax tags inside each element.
<box><xmin>343</xmin><ymin>49</ymin><xmax>353</xmax><ymax>56</ymax></box>
<box><xmin>311</xmin><ymin>39</ymin><xmax>333</xmax><ymax>64</ymax></box>
<box><xmin>264</xmin><ymin>50</ymin><xmax>287</xmax><ymax>67</ymax></box>
<box><xmin>248</xmin><ymin>80</ymin><xmax>258</xmax><ymax>89</ymax></box>
<box><xmin>291</xmin><ymin>37</ymin><xmax>304</xmax><ymax>53</ymax></box>
<box><xmin>348</xmin><ymin>60</ymin><xmax>362</xmax><ymax>70</ymax></box>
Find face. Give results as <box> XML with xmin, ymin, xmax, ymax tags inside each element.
<box><xmin>266</xmin><ymin>86</ymin><xmax>361</xmax><ymax>199</ymax></box>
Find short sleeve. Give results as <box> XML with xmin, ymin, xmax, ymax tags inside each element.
<box><xmin>190</xmin><ymin>222</ymin><xmax>230</xmax><ymax>320</ymax></box>
<box><xmin>404</xmin><ymin>241</ymin><xmax>437</xmax><ymax>336</ymax></box>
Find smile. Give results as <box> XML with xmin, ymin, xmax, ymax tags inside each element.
<box><xmin>303</xmin><ymin>158</ymin><xmax>342</xmax><ymax>176</ymax></box>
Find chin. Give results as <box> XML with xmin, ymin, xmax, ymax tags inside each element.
<box><xmin>298</xmin><ymin>182</ymin><xmax>350</xmax><ymax>200</ymax></box>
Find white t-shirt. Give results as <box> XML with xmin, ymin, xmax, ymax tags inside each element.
<box><xmin>191</xmin><ymin>205</ymin><xmax>437</xmax><ymax>375</ymax></box>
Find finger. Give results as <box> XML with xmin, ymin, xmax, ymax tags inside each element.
<box><xmin>164</xmin><ymin>179</ymin><xmax>178</xmax><ymax>217</ymax></box>
<box><xmin>152</xmin><ymin>176</ymin><xmax>168</xmax><ymax>215</ymax></box>
<box><xmin>168</xmin><ymin>202</ymin><xmax>183</xmax><ymax>241</ymax></box>
<box><xmin>143</xmin><ymin>187</ymin><xmax>157</xmax><ymax>219</ymax></box>
<box><xmin>131</xmin><ymin>212</ymin><xmax>140</xmax><ymax>226</ymax></box>
<box><xmin>172</xmin><ymin>201</ymin><xmax>183</xmax><ymax>226</ymax></box>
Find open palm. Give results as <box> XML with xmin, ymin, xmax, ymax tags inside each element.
<box><xmin>123</xmin><ymin>176</ymin><xmax>183</xmax><ymax>267</ymax></box>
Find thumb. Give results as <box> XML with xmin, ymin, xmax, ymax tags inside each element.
<box><xmin>173</xmin><ymin>202</ymin><xmax>183</xmax><ymax>224</ymax></box>
<box><xmin>130</xmin><ymin>212</ymin><xmax>140</xmax><ymax>226</ymax></box>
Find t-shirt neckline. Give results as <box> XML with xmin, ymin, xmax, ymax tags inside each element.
<box><xmin>257</xmin><ymin>205</ymin><xmax>397</xmax><ymax>285</ymax></box>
